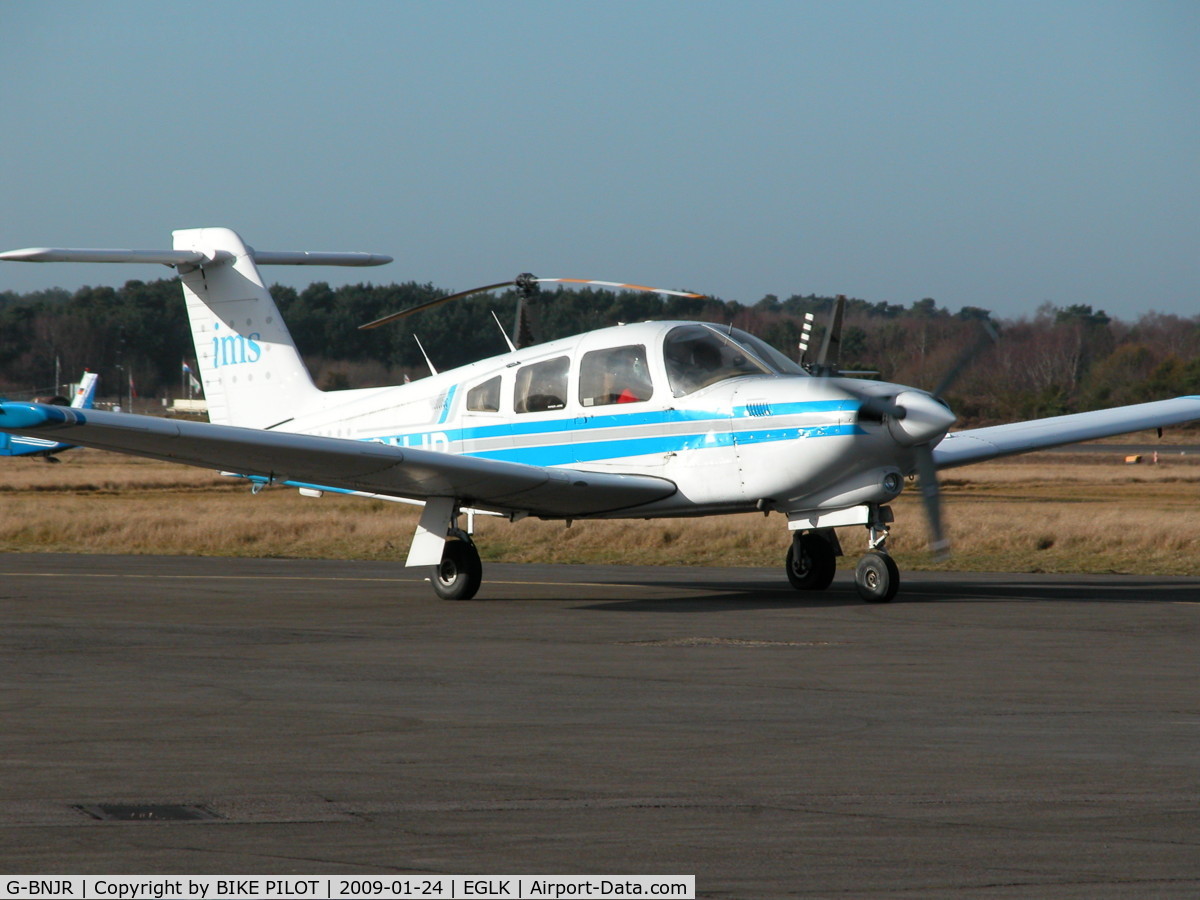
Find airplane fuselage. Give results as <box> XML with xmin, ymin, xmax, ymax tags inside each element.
<box><xmin>269</xmin><ymin>321</ymin><xmax>930</xmax><ymax>521</ymax></box>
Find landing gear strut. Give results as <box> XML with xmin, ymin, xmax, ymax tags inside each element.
<box><xmin>854</xmin><ymin>505</ymin><xmax>898</xmax><ymax>603</ymax></box>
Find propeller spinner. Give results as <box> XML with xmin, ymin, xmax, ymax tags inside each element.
<box><xmin>810</xmin><ymin>298</ymin><xmax>998</xmax><ymax>560</ymax></box>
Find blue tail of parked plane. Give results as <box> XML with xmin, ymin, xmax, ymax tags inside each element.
<box><xmin>0</xmin><ymin>371</ymin><xmax>98</xmax><ymax>460</ymax></box>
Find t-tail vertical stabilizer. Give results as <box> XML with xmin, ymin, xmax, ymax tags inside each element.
<box><xmin>0</xmin><ymin>229</ymin><xmax>393</xmax><ymax>429</ymax></box>
<box><xmin>173</xmin><ymin>227</ymin><xmax>317</xmax><ymax>428</ymax></box>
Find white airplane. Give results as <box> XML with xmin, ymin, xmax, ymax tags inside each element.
<box><xmin>2</xmin><ymin>227</ymin><xmax>1198</xmax><ymax>602</ymax></box>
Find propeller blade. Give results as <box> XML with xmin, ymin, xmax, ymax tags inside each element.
<box><xmin>931</xmin><ymin>320</ymin><xmax>999</xmax><ymax>399</ymax></box>
<box><xmin>359</xmin><ymin>281</ymin><xmax>518</xmax><ymax>330</ymax></box>
<box><xmin>821</xmin><ymin>375</ymin><xmax>907</xmax><ymax>423</ymax></box>
<box><xmin>815</xmin><ymin>294</ymin><xmax>846</xmax><ymax>371</ymax></box>
<box><xmin>512</xmin><ymin>287</ymin><xmax>537</xmax><ymax>350</ymax></box>
<box><xmin>360</xmin><ymin>277</ymin><xmax>703</xmax><ymax>331</ymax></box>
<box><xmin>914</xmin><ymin>444</ymin><xmax>950</xmax><ymax>561</ymax></box>
<box><xmin>539</xmin><ymin>278</ymin><xmax>704</xmax><ymax>299</ymax></box>
<box><xmin>855</xmin><ymin>393</ymin><xmax>907</xmax><ymax>422</ymax></box>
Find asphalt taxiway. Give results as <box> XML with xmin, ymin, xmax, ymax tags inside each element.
<box><xmin>2</xmin><ymin>553</ymin><xmax>1198</xmax><ymax>897</ymax></box>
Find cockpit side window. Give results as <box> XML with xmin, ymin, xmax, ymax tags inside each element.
<box><xmin>579</xmin><ymin>344</ymin><xmax>653</xmax><ymax>407</ymax></box>
<box><xmin>663</xmin><ymin>325</ymin><xmax>773</xmax><ymax>397</ymax></box>
<box><xmin>514</xmin><ymin>356</ymin><xmax>569</xmax><ymax>413</ymax></box>
<box><xmin>466</xmin><ymin>375</ymin><xmax>501</xmax><ymax>412</ymax></box>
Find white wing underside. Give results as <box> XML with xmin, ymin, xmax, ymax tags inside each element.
<box><xmin>0</xmin><ymin>404</ymin><xmax>676</xmax><ymax>518</ymax></box>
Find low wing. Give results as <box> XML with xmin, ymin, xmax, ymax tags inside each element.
<box><xmin>933</xmin><ymin>396</ymin><xmax>1200</xmax><ymax>469</ymax></box>
<box><xmin>0</xmin><ymin>402</ymin><xmax>676</xmax><ymax>517</ymax></box>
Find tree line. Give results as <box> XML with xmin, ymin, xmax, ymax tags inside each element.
<box><xmin>1</xmin><ymin>277</ymin><xmax>1198</xmax><ymax>424</ymax></box>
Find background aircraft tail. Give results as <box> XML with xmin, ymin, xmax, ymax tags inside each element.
<box><xmin>0</xmin><ymin>370</ymin><xmax>97</xmax><ymax>458</ymax></box>
<box><xmin>70</xmin><ymin>371</ymin><xmax>99</xmax><ymax>409</ymax></box>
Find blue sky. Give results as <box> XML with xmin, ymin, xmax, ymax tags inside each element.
<box><xmin>1</xmin><ymin>0</ymin><xmax>1196</xmax><ymax>321</ymax></box>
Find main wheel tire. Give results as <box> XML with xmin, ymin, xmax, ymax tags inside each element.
<box><xmin>431</xmin><ymin>540</ymin><xmax>483</xmax><ymax>601</ymax></box>
<box><xmin>854</xmin><ymin>550</ymin><xmax>899</xmax><ymax>603</ymax></box>
<box><xmin>786</xmin><ymin>534</ymin><xmax>837</xmax><ymax>591</ymax></box>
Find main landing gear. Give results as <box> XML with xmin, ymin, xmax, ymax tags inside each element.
<box><xmin>786</xmin><ymin>532</ymin><xmax>837</xmax><ymax>591</ymax></box>
<box><xmin>413</xmin><ymin>500</ymin><xmax>483</xmax><ymax>601</ymax></box>
<box><xmin>787</xmin><ymin>506</ymin><xmax>900</xmax><ymax>603</ymax></box>
<box><xmin>432</xmin><ymin>528</ymin><xmax>483</xmax><ymax>601</ymax></box>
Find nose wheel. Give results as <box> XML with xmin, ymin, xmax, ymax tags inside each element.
<box><xmin>854</xmin><ymin>550</ymin><xmax>899</xmax><ymax>603</ymax></box>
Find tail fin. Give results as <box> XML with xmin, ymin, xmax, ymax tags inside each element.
<box><xmin>172</xmin><ymin>227</ymin><xmax>320</xmax><ymax>427</ymax></box>
<box><xmin>0</xmin><ymin>228</ymin><xmax>392</xmax><ymax>429</ymax></box>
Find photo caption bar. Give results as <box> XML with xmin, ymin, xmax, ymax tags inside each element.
<box><xmin>2</xmin><ymin>876</ymin><xmax>695</xmax><ymax>900</ymax></box>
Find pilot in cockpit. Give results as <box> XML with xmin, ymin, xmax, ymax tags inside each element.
<box><xmin>664</xmin><ymin>333</ymin><xmax>725</xmax><ymax>395</ymax></box>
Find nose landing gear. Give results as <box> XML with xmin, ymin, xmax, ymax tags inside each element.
<box><xmin>854</xmin><ymin>505</ymin><xmax>898</xmax><ymax>602</ymax></box>
<box><xmin>783</xmin><ymin>505</ymin><xmax>900</xmax><ymax>602</ymax></box>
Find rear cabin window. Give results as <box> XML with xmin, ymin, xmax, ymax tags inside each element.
<box><xmin>514</xmin><ymin>356</ymin><xmax>569</xmax><ymax>413</ymax></box>
<box><xmin>579</xmin><ymin>344</ymin><xmax>653</xmax><ymax>407</ymax></box>
<box><xmin>466</xmin><ymin>376</ymin><xmax>501</xmax><ymax>412</ymax></box>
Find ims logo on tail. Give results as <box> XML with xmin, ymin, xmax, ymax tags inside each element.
<box><xmin>210</xmin><ymin>322</ymin><xmax>262</xmax><ymax>368</ymax></box>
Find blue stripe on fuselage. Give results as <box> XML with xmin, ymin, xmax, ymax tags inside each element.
<box><xmin>371</xmin><ymin>399</ymin><xmax>861</xmax><ymax>464</ymax></box>
<box><xmin>445</xmin><ymin>399</ymin><xmax>856</xmax><ymax>443</ymax></box>
<box><xmin>468</xmin><ymin>423</ymin><xmax>861</xmax><ymax>467</ymax></box>
<box><xmin>437</xmin><ymin>384</ymin><xmax>458</xmax><ymax>425</ymax></box>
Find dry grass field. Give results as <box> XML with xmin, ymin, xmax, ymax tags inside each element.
<box><xmin>1</xmin><ymin>440</ymin><xmax>1198</xmax><ymax>576</ymax></box>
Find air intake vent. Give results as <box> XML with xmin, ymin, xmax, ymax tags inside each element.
<box><xmin>745</xmin><ymin>401</ymin><xmax>772</xmax><ymax>417</ymax></box>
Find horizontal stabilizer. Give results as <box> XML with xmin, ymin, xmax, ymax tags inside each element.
<box><xmin>0</xmin><ymin>246</ymin><xmax>392</xmax><ymax>267</ymax></box>
<box><xmin>0</xmin><ymin>247</ymin><xmax>219</xmax><ymax>265</ymax></box>
<box><xmin>249</xmin><ymin>250</ymin><xmax>393</xmax><ymax>266</ymax></box>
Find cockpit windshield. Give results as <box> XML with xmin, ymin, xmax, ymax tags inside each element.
<box><xmin>731</xmin><ymin>328</ymin><xmax>808</xmax><ymax>376</ymax></box>
<box><xmin>663</xmin><ymin>324</ymin><xmax>806</xmax><ymax>397</ymax></box>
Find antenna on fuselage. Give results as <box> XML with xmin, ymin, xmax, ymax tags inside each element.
<box><xmin>491</xmin><ymin>310</ymin><xmax>517</xmax><ymax>353</ymax></box>
<box><xmin>810</xmin><ymin>295</ymin><xmax>846</xmax><ymax>377</ymax></box>
<box><xmin>413</xmin><ymin>334</ymin><xmax>438</xmax><ymax>376</ymax></box>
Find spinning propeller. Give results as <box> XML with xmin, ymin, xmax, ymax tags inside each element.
<box><xmin>359</xmin><ymin>275</ymin><xmax>704</xmax><ymax>343</ymax></box>
<box><xmin>807</xmin><ymin>295</ymin><xmax>998</xmax><ymax>559</ymax></box>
